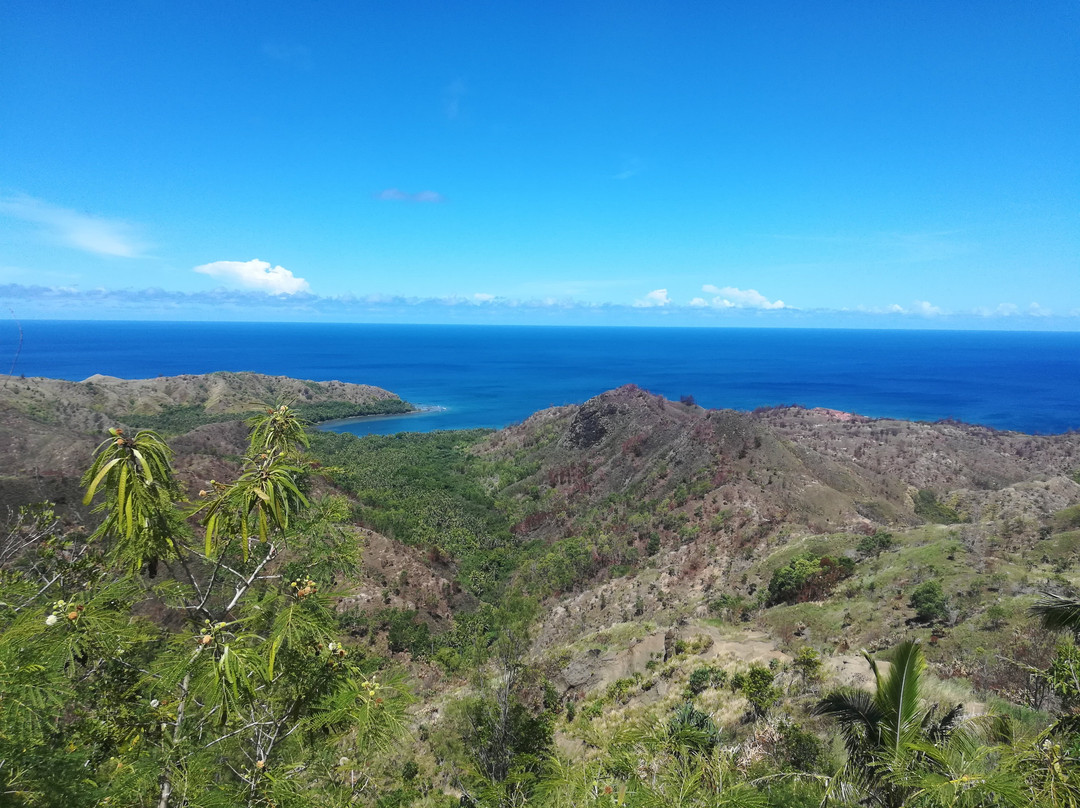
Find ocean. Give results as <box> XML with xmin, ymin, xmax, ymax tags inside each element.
<box><xmin>6</xmin><ymin>320</ymin><xmax>1080</xmax><ymax>436</ymax></box>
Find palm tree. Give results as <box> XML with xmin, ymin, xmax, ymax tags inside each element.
<box><xmin>814</xmin><ymin>641</ymin><xmax>963</xmax><ymax>808</ymax></box>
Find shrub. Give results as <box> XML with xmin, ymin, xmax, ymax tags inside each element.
<box><xmin>776</xmin><ymin>721</ymin><xmax>825</xmax><ymax>773</ymax></box>
<box><xmin>910</xmin><ymin>580</ymin><xmax>949</xmax><ymax>622</ymax></box>
<box><xmin>743</xmin><ymin>664</ymin><xmax>781</xmax><ymax>717</ymax></box>
<box><xmin>686</xmin><ymin>666</ymin><xmax>713</xmax><ymax>697</ymax></box>
<box><xmin>767</xmin><ymin>553</ymin><xmax>855</xmax><ymax>606</ymax></box>
<box><xmin>984</xmin><ymin>604</ymin><xmax>1008</xmax><ymax>630</ymax></box>
<box><xmin>667</xmin><ymin>701</ymin><xmax>721</xmax><ymax>755</ymax></box>
<box><xmin>792</xmin><ymin>647</ymin><xmax>823</xmax><ymax>686</ymax></box>
<box><xmin>857</xmin><ymin>530</ymin><xmax>895</xmax><ymax>558</ymax></box>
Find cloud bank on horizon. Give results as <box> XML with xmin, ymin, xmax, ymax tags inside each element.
<box><xmin>3</xmin><ymin>281</ymin><xmax>1077</xmax><ymax>330</ymax></box>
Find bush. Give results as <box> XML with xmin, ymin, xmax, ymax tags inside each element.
<box><xmin>910</xmin><ymin>580</ymin><xmax>949</xmax><ymax>622</ymax></box>
<box><xmin>857</xmin><ymin>530</ymin><xmax>895</xmax><ymax>558</ymax></box>
<box><xmin>792</xmin><ymin>647</ymin><xmax>823</xmax><ymax>686</ymax></box>
<box><xmin>776</xmin><ymin>721</ymin><xmax>825</xmax><ymax>773</ymax></box>
<box><xmin>685</xmin><ymin>666</ymin><xmax>713</xmax><ymax>697</ymax></box>
<box><xmin>743</xmin><ymin>664</ymin><xmax>781</xmax><ymax>717</ymax></box>
<box><xmin>767</xmin><ymin>553</ymin><xmax>855</xmax><ymax>606</ymax></box>
<box><xmin>667</xmin><ymin>701</ymin><xmax>721</xmax><ymax>755</ymax></box>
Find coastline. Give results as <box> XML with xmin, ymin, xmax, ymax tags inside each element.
<box><xmin>316</xmin><ymin>404</ymin><xmax>448</xmax><ymax>435</ymax></box>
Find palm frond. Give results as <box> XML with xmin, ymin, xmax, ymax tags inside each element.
<box><xmin>1032</xmin><ymin>592</ymin><xmax>1080</xmax><ymax>635</ymax></box>
<box><xmin>876</xmin><ymin>641</ymin><xmax>926</xmax><ymax>755</ymax></box>
<box><xmin>814</xmin><ymin>688</ymin><xmax>883</xmax><ymax>754</ymax></box>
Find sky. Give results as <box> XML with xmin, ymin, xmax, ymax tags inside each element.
<box><xmin>1</xmin><ymin>1</ymin><xmax>1077</xmax><ymax>328</ymax></box>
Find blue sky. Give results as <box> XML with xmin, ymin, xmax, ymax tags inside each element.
<box><xmin>1</xmin><ymin>1</ymin><xmax>1077</xmax><ymax>327</ymax></box>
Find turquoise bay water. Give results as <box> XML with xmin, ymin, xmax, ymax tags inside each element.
<box><xmin>8</xmin><ymin>321</ymin><xmax>1080</xmax><ymax>436</ymax></box>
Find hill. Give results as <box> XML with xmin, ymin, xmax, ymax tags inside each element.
<box><xmin>2</xmin><ymin>375</ymin><xmax>1079</xmax><ymax>807</ymax></box>
<box><xmin>0</xmin><ymin>370</ymin><xmax>412</xmax><ymax>510</ymax></box>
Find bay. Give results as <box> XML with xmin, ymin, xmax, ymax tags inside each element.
<box><xmin>6</xmin><ymin>320</ymin><xmax>1079</xmax><ymax>435</ymax></box>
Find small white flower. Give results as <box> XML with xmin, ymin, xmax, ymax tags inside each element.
<box><xmin>45</xmin><ymin>614</ymin><xmax>58</xmax><ymax>626</ymax></box>
<box><xmin>339</xmin><ymin>757</ymin><xmax>349</xmax><ymax>767</ymax></box>
<box><xmin>150</xmin><ymin>699</ymin><xmax>160</xmax><ymax>708</ymax></box>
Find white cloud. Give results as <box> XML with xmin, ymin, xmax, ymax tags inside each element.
<box><xmin>194</xmin><ymin>259</ymin><xmax>310</xmax><ymax>295</ymax></box>
<box><xmin>472</xmin><ymin>293</ymin><xmax>495</xmax><ymax>302</ymax></box>
<box><xmin>700</xmin><ymin>285</ymin><xmax>786</xmax><ymax>309</ymax></box>
<box><xmin>634</xmin><ymin>289</ymin><xmax>671</xmax><ymax>307</ymax></box>
<box><xmin>0</xmin><ymin>194</ymin><xmax>149</xmax><ymax>257</ymax></box>
<box><xmin>888</xmin><ymin>300</ymin><xmax>942</xmax><ymax>316</ymax></box>
<box><xmin>688</xmin><ymin>297</ymin><xmax>708</xmax><ymax>307</ymax></box>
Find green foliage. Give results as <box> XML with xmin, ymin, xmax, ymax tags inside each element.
<box><xmin>910</xmin><ymin>579</ymin><xmax>949</xmax><ymax>622</ymax></box>
<box><xmin>792</xmin><ymin>646</ymin><xmax>823</xmax><ymax>687</ymax></box>
<box><xmin>81</xmin><ymin>427</ymin><xmax>183</xmax><ymax>573</ymax></box>
<box><xmin>1052</xmin><ymin>504</ymin><xmax>1080</xmax><ymax>534</ymax></box>
<box><xmin>248</xmin><ymin>400</ymin><xmax>311</xmax><ymax>455</ymax></box>
<box><xmin>120</xmin><ymin>398</ymin><xmax>413</xmax><ymax>436</ymax></box>
<box><xmin>1</xmin><ymin>405</ymin><xmax>411</xmax><ymax>807</ymax></box>
<box><xmin>308</xmin><ymin>429</ymin><xmax>524</xmax><ymax>598</ymax></box>
<box><xmin>741</xmin><ymin>664</ymin><xmax>781</xmax><ymax>717</ymax></box>
<box><xmin>196</xmin><ymin>448</ymin><xmax>309</xmax><ymax>559</ymax></box>
<box><xmin>667</xmin><ymin>700</ymin><xmax>722</xmax><ymax>756</ymax></box>
<box><xmin>984</xmin><ymin>603</ymin><xmax>1008</xmax><ymax>630</ymax></box>
<box><xmin>707</xmin><ymin>592</ymin><xmax>747</xmax><ymax>622</ymax></box>
<box><xmin>685</xmin><ymin>666</ymin><xmax>713</xmax><ymax>697</ymax></box>
<box><xmin>766</xmin><ymin>552</ymin><xmax>855</xmax><ymax>606</ymax></box>
<box><xmin>1047</xmin><ymin>639</ymin><xmax>1080</xmax><ymax>713</ymax></box>
<box><xmin>913</xmin><ymin>488</ymin><xmax>964</xmax><ymax>524</ymax></box>
<box><xmin>774</xmin><ymin>721</ymin><xmax>826</xmax><ymax>773</ymax></box>
<box><xmin>607</xmin><ymin>676</ymin><xmax>638</xmax><ymax>704</ymax></box>
<box><xmin>296</xmin><ymin>398</ymin><xmax>413</xmax><ymax>422</ymax></box>
<box><xmin>857</xmin><ymin>529</ymin><xmax>895</xmax><ymax>558</ymax></box>
<box><xmin>383</xmin><ymin>608</ymin><xmax>432</xmax><ymax>656</ymax></box>
<box><xmin>1032</xmin><ymin>592</ymin><xmax>1080</xmax><ymax>637</ymax></box>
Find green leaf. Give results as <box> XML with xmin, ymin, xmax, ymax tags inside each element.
<box><xmin>83</xmin><ymin>457</ymin><xmax>121</xmax><ymax>504</ymax></box>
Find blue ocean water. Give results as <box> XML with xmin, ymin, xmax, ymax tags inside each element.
<box><xmin>6</xmin><ymin>321</ymin><xmax>1080</xmax><ymax>436</ymax></box>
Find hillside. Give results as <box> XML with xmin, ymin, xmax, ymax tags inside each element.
<box><xmin>465</xmin><ymin>385</ymin><xmax>1080</xmax><ymax>655</ymax></box>
<box><xmin>2</xmin><ymin>375</ymin><xmax>1079</xmax><ymax>807</ymax></box>
<box><xmin>0</xmin><ymin>371</ymin><xmax>412</xmax><ymax>510</ymax></box>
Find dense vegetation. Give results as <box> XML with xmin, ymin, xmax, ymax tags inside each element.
<box><xmin>0</xmin><ymin>411</ymin><xmax>411</xmax><ymax>807</ymax></box>
<box><xmin>120</xmin><ymin>397</ymin><xmax>413</xmax><ymax>436</ymax></box>
<box><xmin>308</xmin><ymin>429</ymin><xmax>532</xmax><ymax>599</ymax></box>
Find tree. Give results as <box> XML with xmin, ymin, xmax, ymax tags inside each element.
<box><xmin>910</xmin><ymin>580</ymin><xmax>949</xmax><ymax>623</ymax></box>
<box><xmin>1</xmin><ymin>405</ymin><xmax>409</xmax><ymax>808</ymax></box>
<box><xmin>742</xmin><ymin>664</ymin><xmax>780</xmax><ymax>718</ymax></box>
<box><xmin>452</xmin><ymin>595</ymin><xmax>554</xmax><ymax>807</ymax></box>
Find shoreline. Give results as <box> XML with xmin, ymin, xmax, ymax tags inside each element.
<box><xmin>315</xmin><ymin>404</ymin><xmax>446</xmax><ymax>431</ymax></box>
